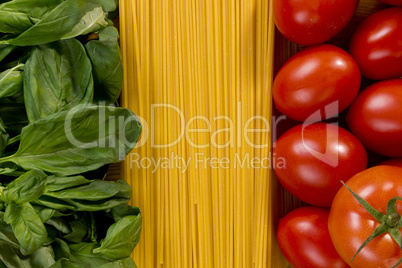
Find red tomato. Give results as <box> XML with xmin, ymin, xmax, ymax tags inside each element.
<box><xmin>273</xmin><ymin>0</ymin><xmax>359</xmax><ymax>45</ymax></box>
<box><xmin>277</xmin><ymin>207</ymin><xmax>349</xmax><ymax>268</ymax></box>
<box><xmin>346</xmin><ymin>79</ymin><xmax>402</xmax><ymax>157</ymax></box>
<box><xmin>349</xmin><ymin>7</ymin><xmax>402</xmax><ymax>80</ymax></box>
<box><xmin>329</xmin><ymin>166</ymin><xmax>402</xmax><ymax>268</ymax></box>
<box><xmin>378</xmin><ymin>158</ymin><xmax>402</xmax><ymax>167</ymax></box>
<box><xmin>378</xmin><ymin>0</ymin><xmax>402</xmax><ymax>7</ymax></box>
<box><xmin>273</xmin><ymin>123</ymin><xmax>367</xmax><ymax>207</ymax></box>
<box><xmin>273</xmin><ymin>45</ymin><xmax>361</xmax><ymax>122</ymax></box>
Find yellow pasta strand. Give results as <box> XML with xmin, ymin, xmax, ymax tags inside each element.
<box><xmin>118</xmin><ymin>0</ymin><xmax>299</xmax><ymax>267</ymax></box>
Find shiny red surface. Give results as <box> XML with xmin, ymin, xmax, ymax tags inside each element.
<box><xmin>273</xmin><ymin>123</ymin><xmax>368</xmax><ymax>207</ymax></box>
<box><xmin>273</xmin><ymin>0</ymin><xmax>359</xmax><ymax>45</ymax></box>
<box><xmin>349</xmin><ymin>8</ymin><xmax>402</xmax><ymax>80</ymax></box>
<box><xmin>347</xmin><ymin>79</ymin><xmax>402</xmax><ymax>157</ymax></box>
<box><xmin>329</xmin><ymin>166</ymin><xmax>402</xmax><ymax>268</ymax></box>
<box><xmin>273</xmin><ymin>44</ymin><xmax>361</xmax><ymax>122</ymax></box>
<box><xmin>277</xmin><ymin>207</ymin><xmax>350</xmax><ymax>268</ymax></box>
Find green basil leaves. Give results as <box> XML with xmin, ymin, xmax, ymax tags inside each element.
<box><xmin>0</xmin><ymin>0</ymin><xmax>142</xmax><ymax>267</ymax></box>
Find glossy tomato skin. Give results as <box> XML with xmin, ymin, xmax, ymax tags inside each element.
<box><xmin>378</xmin><ymin>0</ymin><xmax>402</xmax><ymax>5</ymax></box>
<box><xmin>277</xmin><ymin>207</ymin><xmax>349</xmax><ymax>268</ymax></box>
<box><xmin>349</xmin><ymin>8</ymin><xmax>402</xmax><ymax>80</ymax></box>
<box><xmin>273</xmin><ymin>123</ymin><xmax>367</xmax><ymax>207</ymax></box>
<box><xmin>273</xmin><ymin>45</ymin><xmax>361</xmax><ymax>122</ymax></box>
<box><xmin>329</xmin><ymin>166</ymin><xmax>402</xmax><ymax>268</ymax></box>
<box><xmin>273</xmin><ymin>0</ymin><xmax>359</xmax><ymax>45</ymax></box>
<box><xmin>346</xmin><ymin>79</ymin><xmax>402</xmax><ymax>157</ymax></box>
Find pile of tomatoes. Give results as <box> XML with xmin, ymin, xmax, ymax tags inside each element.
<box><xmin>272</xmin><ymin>0</ymin><xmax>402</xmax><ymax>267</ymax></box>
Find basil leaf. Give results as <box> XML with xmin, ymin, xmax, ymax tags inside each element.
<box><xmin>51</xmin><ymin>257</ymin><xmax>136</xmax><ymax>268</ymax></box>
<box><xmin>0</xmin><ymin>117</ymin><xmax>8</xmax><ymax>156</ymax></box>
<box><xmin>51</xmin><ymin>259</ymin><xmax>81</xmax><ymax>268</ymax></box>
<box><xmin>0</xmin><ymin>218</ymin><xmax>19</xmax><ymax>248</ymax></box>
<box><xmin>0</xmin><ymin>240</ymin><xmax>56</xmax><ymax>268</ymax></box>
<box><xmin>98</xmin><ymin>257</ymin><xmax>137</xmax><ymax>268</ymax></box>
<box><xmin>0</xmin><ymin>0</ymin><xmax>62</xmax><ymax>19</ymax></box>
<box><xmin>89</xmin><ymin>212</ymin><xmax>97</xmax><ymax>243</ymax></box>
<box><xmin>46</xmin><ymin>217</ymin><xmax>72</xmax><ymax>235</ymax></box>
<box><xmin>32</xmin><ymin>197</ymin><xmax>77</xmax><ymax>211</ymax></box>
<box><xmin>33</xmin><ymin>195</ymin><xmax>130</xmax><ymax>212</ymax></box>
<box><xmin>24</xmin><ymin>39</ymin><xmax>93</xmax><ymax>123</ymax></box>
<box><xmin>0</xmin><ymin>63</ymin><xmax>24</xmax><ymax>99</ymax></box>
<box><xmin>69</xmin><ymin>243</ymin><xmax>126</xmax><ymax>264</ymax></box>
<box><xmin>4</xmin><ymin>202</ymin><xmax>47</xmax><ymax>255</ymax></box>
<box><xmin>0</xmin><ymin>105</ymin><xmax>142</xmax><ymax>175</ymax></box>
<box><xmin>70</xmin><ymin>243</ymin><xmax>106</xmax><ymax>262</ymax></box>
<box><xmin>0</xmin><ymin>44</ymin><xmax>16</xmax><ymax>63</ymax></box>
<box><xmin>0</xmin><ymin>240</ymin><xmax>29</xmax><ymax>268</ymax></box>
<box><xmin>61</xmin><ymin>2</ymin><xmax>109</xmax><ymax>40</ymax></box>
<box><xmin>46</xmin><ymin>175</ymin><xmax>91</xmax><ymax>192</ymax></box>
<box><xmin>51</xmin><ymin>241</ymin><xmax>136</xmax><ymax>267</ymax></box>
<box><xmin>29</xmin><ymin>245</ymin><xmax>56</xmax><ymax>268</ymax></box>
<box><xmin>33</xmin><ymin>205</ymin><xmax>55</xmax><ymax>223</ymax></box>
<box><xmin>100</xmin><ymin>0</ymin><xmax>118</xmax><ymax>12</ymax></box>
<box><xmin>5</xmin><ymin>0</ymin><xmax>108</xmax><ymax>46</ymax></box>
<box><xmin>62</xmin><ymin>213</ymin><xmax>89</xmax><ymax>243</ymax></box>
<box><xmin>52</xmin><ymin>237</ymin><xmax>71</xmax><ymax>260</ymax></box>
<box><xmin>93</xmin><ymin>214</ymin><xmax>142</xmax><ymax>259</ymax></box>
<box><xmin>111</xmin><ymin>204</ymin><xmax>141</xmax><ymax>222</ymax></box>
<box><xmin>0</xmin><ymin>167</ymin><xmax>17</xmax><ymax>175</ymax></box>
<box><xmin>2</xmin><ymin>170</ymin><xmax>47</xmax><ymax>204</ymax></box>
<box><xmin>33</xmin><ymin>180</ymin><xmax>132</xmax><ymax>212</ymax></box>
<box><xmin>86</xmin><ymin>26</ymin><xmax>122</xmax><ymax>105</ymax></box>
<box><xmin>0</xmin><ymin>10</ymin><xmax>33</xmax><ymax>34</ymax></box>
<box><xmin>44</xmin><ymin>180</ymin><xmax>132</xmax><ymax>201</ymax></box>
<box><xmin>0</xmin><ymin>0</ymin><xmax>62</xmax><ymax>34</ymax></box>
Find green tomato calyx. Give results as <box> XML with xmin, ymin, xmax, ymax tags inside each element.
<box><xmin>340</xmin><ymin>181</ymin><xmax>402</xmax><ymax>268</ymax></box>
<box><xmin>387</xmin><ymin>213</ymin><xmax>401</xmax><ymax>228</ymax></box>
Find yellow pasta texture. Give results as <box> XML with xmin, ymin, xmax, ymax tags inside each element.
<box><xmin>119</xmin><ymin>0</ymin><xmax>294</xmax><ymax>267</ymax></box>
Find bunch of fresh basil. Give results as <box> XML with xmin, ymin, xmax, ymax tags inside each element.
<box><xmin>0</xmin><ymin>0</ymin><xmax>142</xmax><ymax>267</ymax></box>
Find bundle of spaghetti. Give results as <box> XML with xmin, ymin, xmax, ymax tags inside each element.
<box><xmin>119</xmin><ymin>0</ymin><xmax>293</xmax><ymax>267</ymax></box>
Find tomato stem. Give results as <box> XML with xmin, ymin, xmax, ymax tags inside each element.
<box><xmin>387</xmin><ymin>213</ymin><xmax>401</xmax><ymax>228</ymax></box>
<box><xmin>340</xmin><ymin>181</ymin><xmax>402</xmax><ymax>268</ymax></box>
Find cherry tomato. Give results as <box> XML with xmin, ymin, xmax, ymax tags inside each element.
<box><xmin>349</xmin><ymin>7</ymin><xmax>402</xmax><ymax>80</ymax></box>
<box><xmin>273</xmin><ymin>44</ymin><xmax>361</xmax><ymax>122</ymax></box>
<box><xmin>277</xmin><ymin>207</ymin><xmax>349</xmax><ymax>268</ymax></box>
<box><xmin>329</xmin><ymin>166</ymin><xmax>402</xmax><ymax>268</ymax></box>
<box><xmin>378</xmin><ymin>158</ymin><xmax>402</xmax><ymax>167</ymax></box>
<box><xmin>377</xmin><ymin>0</ymin><xmax>402</xmax><ymax>7</ymax></box>
<box><xmin>346</xmin><ymin>79</ymin><xmax>402</xmax><ymax>157</ymax></box>
<box><xmin>273</xmin><ymin>0</ymin><xmax>359</xmax><ymax>45</ymax></box>
<box><xmin>273</xmin><ymin>123</ymin><xmax>367</xmax><ymax>207</ymax></box>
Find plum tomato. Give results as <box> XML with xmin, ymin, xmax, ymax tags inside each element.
<box><xmin>346</xmin><ymin>79</ymin><xmax>402</xmax><ymax>157</ymax></box>
<box><xmin>273</xmin><ymin>123</ymin><xmax>367</xmax><ymax>207</ymax></box>
<box><xmin>378</xmin><ymin>158</ymin><xmax>402</xmax><ymax>168</ymax></box>
<box><xmin>329</xmin><ymin>166</ymin><xmax>402</xmax><ymax>268</ymax></box>
<box><xmin>378</xmin><ymin>0</ymin><xmax>402</xmax><ymax>7</ymax></box>
<box><xmin>273</xmin><ymin>0</ymin><xmax>359</xmax><ymax>45</ymax></box>
<box><xmin>277</xmin><ymin>207</ymin><xmax>349</xmax><ymax>268</ymax></box>
<box><xmin>273</xmin><ymin>45</ymin><xmax>361</xmax><ymax>122</ymax></box>
<box><xmin>349</xmin><ymin>7</ymin><xmax>402</xmax><ymax>80</ymax></box>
